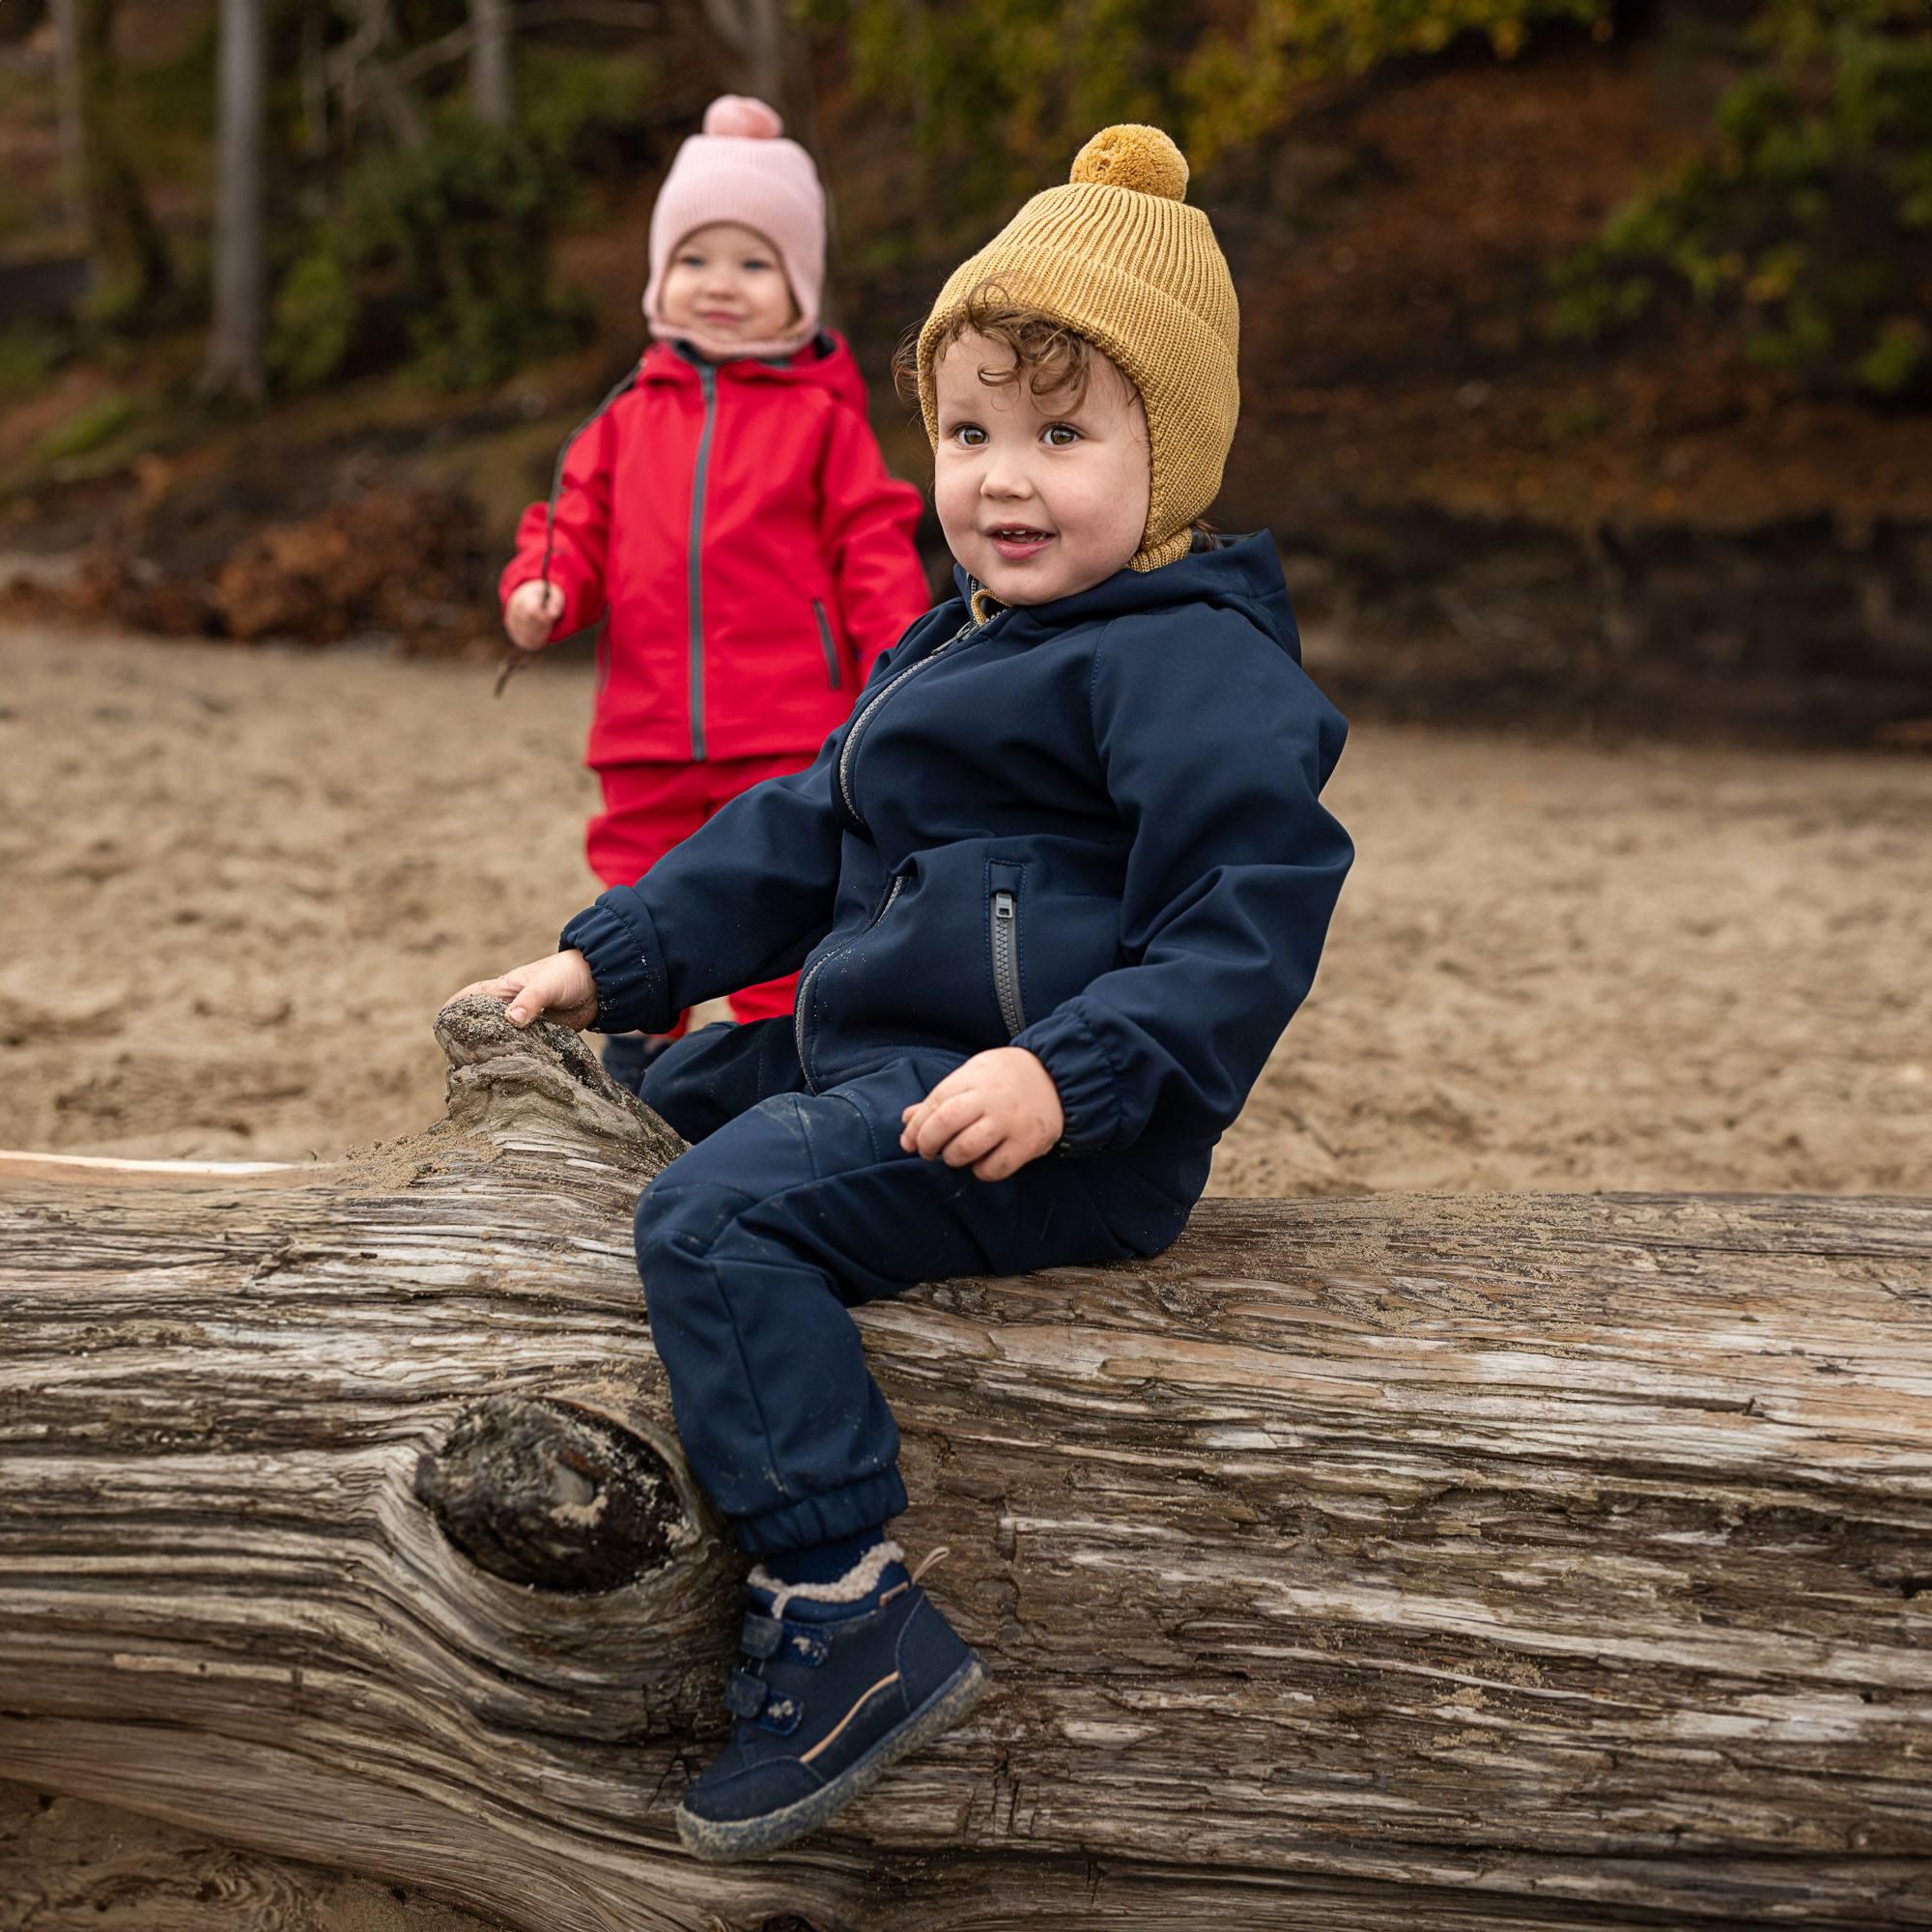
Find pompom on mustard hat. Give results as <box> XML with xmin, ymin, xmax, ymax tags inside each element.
<box><xmin>916</xmin><ymin>124</ymin><xmax>1239</xmax><ymax>573</ymax></box>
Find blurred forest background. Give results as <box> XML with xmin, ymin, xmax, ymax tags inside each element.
<box><xmin>0</xmin><ymin>0</ymin><xmax>1926</xmax><ymax>734</ymax></box>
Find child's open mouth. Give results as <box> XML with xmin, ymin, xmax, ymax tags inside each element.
<box><xmin>987</xmin><ymin>527</ymin><xmax>1055</xmax><ymax>560</ymax></box>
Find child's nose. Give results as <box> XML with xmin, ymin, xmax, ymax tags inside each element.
<box><xmin>980</xmin><ymin>454</ymin><xmax>1034</xmax><ymax>499</ymax></box>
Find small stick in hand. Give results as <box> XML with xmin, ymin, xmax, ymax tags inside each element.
<box><xmin>496</xmin><ymin>581</ymin><xmax>566</xmax><ymax>698</ymax></box>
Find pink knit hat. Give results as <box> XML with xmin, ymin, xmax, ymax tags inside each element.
<box><xmin>641</xmin><ymin>97</ymin><xmax>826</xmax><ymax>361</ymax></box>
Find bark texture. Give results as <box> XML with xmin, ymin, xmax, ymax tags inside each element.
<box><xmin>0</xmin><ymin>998</ymin><xmax>1927</xmax><ymax>1931</ymax></box>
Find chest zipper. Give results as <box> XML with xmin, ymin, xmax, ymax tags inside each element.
<box><xmin>837</xmin><ymin>610</ymin><xmax>998</xmax><ymax>831</ymax></box>
<box><xmin>793</xmin><ymin>871</ymin><xmax>906</xmax><ymax>1092</ymax></box>
<box><xmin>799</xmin><ymin>601</ymin><xmax>1002</xmax><ymax>1088</ymax></box>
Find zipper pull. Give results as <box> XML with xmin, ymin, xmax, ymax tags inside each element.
<box><xmin>993</xmin><ymin>892</ymin><xmax>1015</xmax><ymax>921</ymax></box>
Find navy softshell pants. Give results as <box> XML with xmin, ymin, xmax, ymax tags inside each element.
<box><xmin>635</xmin><ymin>1018</ymin><xmax>1201</xmax><ymax>1555</ymax></box>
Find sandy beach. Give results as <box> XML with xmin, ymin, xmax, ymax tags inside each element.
<box><xmin>3</xmin><ymin>622</ymin><xmax>1925</xmax><ymax>1196</ymax></box>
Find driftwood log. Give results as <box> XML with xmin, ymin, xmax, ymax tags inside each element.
<box><xmin>0</xmin><ymin>998</ymin><xmax>1927</xmax><ymax>1931</ymax></box>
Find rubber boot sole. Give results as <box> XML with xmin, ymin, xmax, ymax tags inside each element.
<box><xmin>674</xmin><ymin>1653</ymin><xmax>987</xmax><ymax>1861</ymax></box>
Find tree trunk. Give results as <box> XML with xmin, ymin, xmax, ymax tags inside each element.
<box><xmin>469</xmin><ymin>0</ymin><xmax>515</xmax><ymax>128</ymax></box>
<box><xmin>0</xmin><ymin>998</ymin><xmax>1926</xmax><ymax>1931</ymax></box>
<box><xmin>48</xmin><ymin>0</ymin><xmax>87</xmax><ymax>244</ymax></box>
<box><xmin>700</xmin><ymin>0</ymin><xmax>787</xmax><ymax>112</ymax></box>
<box><xmin>71</xmin><ymin>0</ymin><xmax>172</xmax><ymax>316</ymax></box>
<box><xmin>202</xmin><ymin>0</ymin><xmax>268</xmax><ymax>401</ymax></box>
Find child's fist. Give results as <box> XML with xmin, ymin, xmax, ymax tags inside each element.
<box><xmin>448</xmin><ymin>949</ymin><xmax>598</xmax><ymax>1031</ymax></box>
<box><xmin>505</xmin><ymin>580</ymin><xmax>564</xmax><ymax>651</ymax></box>
<box><xmin>898</xmin><ymin>1047</ymin><xmax>1065</xmax><ymax>1182</ymax></box>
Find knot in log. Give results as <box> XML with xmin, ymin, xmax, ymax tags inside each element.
<box><xmin>414</xmin><ymin>1396</ymin><xmax>688</xmax><ymax>1594</ymax></box>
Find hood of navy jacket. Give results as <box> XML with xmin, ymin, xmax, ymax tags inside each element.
<box><xmin>948</xmin><ymin>529</ymin><xmax>1303</xmax><ymax>666</ymax></box>
<box><xmin>565</xmin><ymin>530</ymin><xmax>1353</xmax><ymax>1182</ymax></box>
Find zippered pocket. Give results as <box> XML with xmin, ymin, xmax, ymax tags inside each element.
<box><xmin>988</xmin><ymin>861</ymin><xmax>1027</xmax><ymax>1038</ymax></box>
<box><xmin>812</xmin><ymin>599</ymin><xmax>841</xmax><ymax>690</ymax></box>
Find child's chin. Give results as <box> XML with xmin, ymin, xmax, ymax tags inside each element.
<box><xmin>974</xmin><ymin>553</ymin><xmax>1062</xmax><ymax>606</ymax></box>
<box><xmin>980</xmin><ymin>558</ymin><xmax>1123</xmax><ymax>608</ymax></box>
<box><xmin>980</xmin><ymin>578</ymin><xmax>1053</xmax><ymax>608</ymax></box>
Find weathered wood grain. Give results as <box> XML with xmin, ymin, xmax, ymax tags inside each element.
<box><xmin>0</xmin><ymin>998</ymin><xmax>1927</xmax><ymax>1930</ymax></box>
<box><xmin>0</xmin><ymin>1777</ymin><xmax>513</xmax><ymax>1932</ymax></box>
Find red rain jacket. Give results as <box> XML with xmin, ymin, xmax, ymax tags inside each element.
<box><xmin>500</xmin><ymin>332</ymin><xmax>930</xmax><ymax>767</ymax></box>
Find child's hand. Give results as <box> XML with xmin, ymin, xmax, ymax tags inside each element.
<box><xmin>448</xmin><ymin>949</ymin><xmax>598</xmax><ymax>1031</ymax></box>
<box><xmin>505</xmin><ymin>581</ymin><xmax>565</xmax><ymax>651</ymax></box>
<box><xmin>898</xmin><ymin>1047</ymin><xmax>1065</xmax><ymax>1181</ymax></box>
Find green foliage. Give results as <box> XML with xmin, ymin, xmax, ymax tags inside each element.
<box><xmin>270</xmin><ymin>114</ymin><xmax>589</xmax><ymax>392</ymax></box>
<box><xmin>33</xmin><ymin>390</ymin><xmax>141</xmax><ymax>462</ymax></box>
<box><xmin>1552</xmin><ymin>0</ymin><xmax>1930</xmax><ymax>398</ymax></box>
<box><xmin>0</xmin><ymin>326</ymin><xmax>67</xmax><ymax>402</ymax></box>
<box><xmin>805</xmin><ymin>0</ymin><xmax>1607</xmax><ymax>235</ymax></box>
<box><xmin>519</xmin><ymin>43</ymin><xmax>661</xmax><ymax>177</ymax></box>
<box><xmin>1176</xmin><ymin>0</ymin><xmax>1604</xmax><ymax>171</ymax></box>
<box><xmin>114</xmin><ymin>11</ymin><xmax>219</xmax><ymax>192</ymax></box>
<box><xmin>271</xmin><ymin>250</ymin><xmax>360</xmax><ymax>394</ymax></box>
<box><xmin>1542</xmin><ymin>392</ymin><xmax>1611</xmax><ymax>441</ymax></box>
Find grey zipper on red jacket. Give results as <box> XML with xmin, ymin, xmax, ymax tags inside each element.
<box><xmin>686</xmin><ymin>359</ymin><xmax>720</xmax><ymax>760</ymax></box>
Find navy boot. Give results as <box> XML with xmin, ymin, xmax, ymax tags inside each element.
<box><xmin>675</xmin><ymin>1544</ymin><xmax>986</xmax><ymax>1860</ymax></box>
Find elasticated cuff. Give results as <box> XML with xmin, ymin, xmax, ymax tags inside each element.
<box><xmin>558</xmin><ymin>889</ymin><xmax>670</xmax><ymax>1036</ymax></box>
<box><xmin>733</xmin><ymin>1466</ymin><xmax>908</xmax><ymax>1557</ymax></box>
<box><xmin>1014</xmin><ymin>1000</ymin><xmax>1129</xmax><ymax>1157</ymax></box>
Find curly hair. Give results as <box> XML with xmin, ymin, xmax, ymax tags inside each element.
<box><xmin>895</xmin><ymin>278</ymin><xmax>1103</xmax><ymax>413</ymax></box>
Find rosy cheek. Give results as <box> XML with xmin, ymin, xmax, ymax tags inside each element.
<box><xmin>930</xmin><ymin>475</ymin><xmax>976</xmax><ymax>539</ymax></box>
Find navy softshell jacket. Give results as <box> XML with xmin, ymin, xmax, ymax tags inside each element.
<box><xmin>561</xmin><ymin>531</ymin><xmax>1354</xmax><ymax>1172</ymax></box>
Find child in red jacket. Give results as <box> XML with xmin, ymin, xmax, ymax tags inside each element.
<box><xmin>499</xmin><ymin>95</ymin><xmax>930</xmax><ymax>1090</ymax></box>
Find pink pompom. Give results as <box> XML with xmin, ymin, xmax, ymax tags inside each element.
<box><xmin>702</xmin><ymin>96</ymin><xmax>783</xmax><ymax>139</ymax></box>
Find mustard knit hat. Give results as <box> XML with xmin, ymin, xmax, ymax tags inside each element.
<box><xmin>916</xmin><ymin>124</ymin><xmax>1239</xmax><ymax>573</ymax></box>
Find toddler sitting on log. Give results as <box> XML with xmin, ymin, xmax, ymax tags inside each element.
<box><xmin>457</xmin><ymin>121</ymin><xmax>1353</xmax><ymax>1860</ymax></box>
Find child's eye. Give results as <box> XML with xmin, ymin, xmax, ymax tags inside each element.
<box><xmin>951</xmin><ymin>424</ymin><xmax>987</xmax><ymax>447</ymax></box>
<box><xmin>678</xmin><ymin>254</ymin><xmax>706</xmax><ymax>269</ymax></box>
<box><xmin>741</xmin><ymin>258</ymin><xmax>773</xmax><ymax>272</ymax></box>
<box><xmin>1042</xmin><ymin>423</ymin><xmax>1082</xmax><ymax>447</ymax></box>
